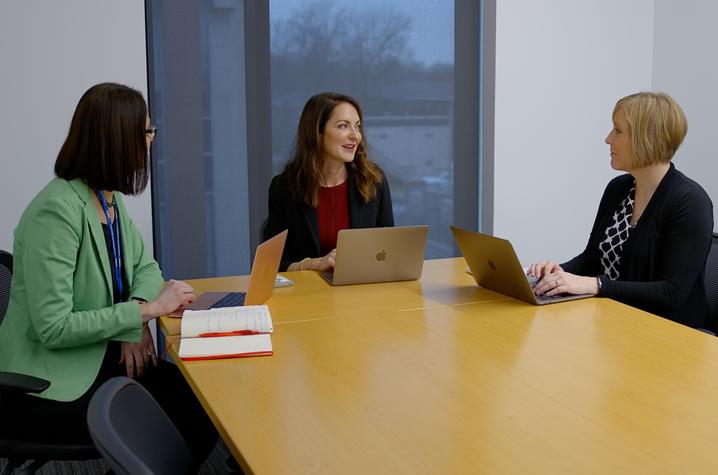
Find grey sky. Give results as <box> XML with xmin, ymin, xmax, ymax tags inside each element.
<box><xmin>270</xmin><ymin>0</ymin><xmax>454</xmax><ymax>65</ymax></box>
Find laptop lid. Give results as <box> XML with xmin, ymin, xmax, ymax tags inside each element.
<box><xmin>181</xmin><ymin>229</ymin><xmax>288</xmax><ymax>311</ymax></box>
<box><xmin>450</xmin><ymin>226</ymin><xmax>590</xmax><ymax>305</ymax></box>
<box><xmin>244</xmin><ymin>229</ymin><xmax>288</xmax><ymax>305</ymax></box>
<box><xmin>323</xmin><ymin>225</ymin><xmax>429</xmax><ymax>286</ymax></box>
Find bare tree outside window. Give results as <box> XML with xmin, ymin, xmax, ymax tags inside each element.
<box><xmin>146</xmin><ymin>0</ymin><xmax>480</xmax><ymax>280</ymax></box>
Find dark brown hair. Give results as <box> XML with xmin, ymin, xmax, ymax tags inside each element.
<box><xmin>54</xmin><ymin>82</ymin><xmax>150</xmax><ymax>195</ymax></box>
<box><xmin>284</xmin><ymin>92</ymin><xmax>383</xmax><ymax>206</ymax></box>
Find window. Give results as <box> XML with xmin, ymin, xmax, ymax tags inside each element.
<box><xmin>271</xmin><ymin>0</ymin><xmax>458</xmax><ymax>257</ymax></box>
<box><xmin>146</xmin><ymin>0</ymin><xmax>492</xmax><ymax>278</ymax></box>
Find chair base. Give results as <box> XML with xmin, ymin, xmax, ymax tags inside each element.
<box><xmin>2</xmin><ymin>458</ymin><xmax>47</xmax><ymax>475</ymax></box>
<box><xmin>1</xmin><ymin>440</ymin><xmax>98</xmax><ymax>475</ymax></box>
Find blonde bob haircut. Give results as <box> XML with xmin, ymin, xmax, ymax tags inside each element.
<box><xmin>613</xmin><ymin>92</ymin><xmax>687</xmax><ymax>167</ymax></box>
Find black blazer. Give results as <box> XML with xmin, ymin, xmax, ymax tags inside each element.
<box><xmin>263</xmin><ymin>169</ymin><xmax>395</xmax><ymax>271</ymax></box>
<box><xmin>562</xmin><ymin>164</ymin><xmax>714</xmax><ymax>328</ymax></box>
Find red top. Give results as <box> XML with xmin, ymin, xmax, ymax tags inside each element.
<box><xmin>318</xmin><ymin>181</ymin><xmax>350</xmax><ymax>255</ymax></box>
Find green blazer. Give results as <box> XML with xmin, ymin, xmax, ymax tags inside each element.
<box><xmin>0</xmin><ymin>178</ymin><xmax>163</xmax><ymax>401</ymax></box>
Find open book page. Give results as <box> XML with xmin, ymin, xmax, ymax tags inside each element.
<box><xmin>181</xmin><ymin>305</ymin><xmax>273</xmax><ymax>337</ymax></box>
<box><xmin>179</xmin><ymin>334</ymin><xmax>273</xmax><ymax>360</ymax></box>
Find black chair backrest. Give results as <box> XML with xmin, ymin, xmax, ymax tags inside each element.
<box><xmin>0</xmin><ymin>252</ymin><xmax>99</xmax><ymax>472</ymax></box>
<box><xmin>705</xmin><ymin>233</ymin><xmax>718</xmax><ymax>330</ymax></box>
<box><xmin>0</xmin><ymin>250</ymin><xmax>12</xmax><ymax>323</ymax></box>
<box><xmin>87</xmin><ymin>377</ymin><xmax>193</xmax><ymax>475</ymax></box>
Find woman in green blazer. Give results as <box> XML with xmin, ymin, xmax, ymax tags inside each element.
<box><xmin>0</xmin><ymin>83</ymin><xmax>216</xmax><ymax>468</ymax></box>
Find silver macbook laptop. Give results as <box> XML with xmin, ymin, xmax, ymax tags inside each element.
<box><xmin>320</xmin><ymin>225</ymin><xmax>429</xmax><ymax>286</ymax></box>
<box><xmin>450</xmin><ymin>225</ymin><xmax>592</xmax><ymax>305</ymax></box>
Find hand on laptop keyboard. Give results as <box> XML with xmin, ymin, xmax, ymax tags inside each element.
<box><xmin>528</xmin><ymin>267</ymin><xmax>599</xmax><ymax>298</ymax></box>
<box><xmin>295</xmin><ymin>249</ymin><xmax>336</xmax><ymax>272</ymax></box>
<box><xmin>526</xmin><ymin>260</ymin><xmax>563</xmax><ymax>280</ymax></box>
<box><xmin>315</xmin><ymin>249</ymin><xmax>336</xmax><ymax>272</ymax></box>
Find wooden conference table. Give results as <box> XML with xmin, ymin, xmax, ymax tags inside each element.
<box><xmin>160</xmin><ymin>258</ymin><xmax>718</xmax><ymax>474</ymax></box>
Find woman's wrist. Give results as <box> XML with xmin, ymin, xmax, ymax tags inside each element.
<box><xmin>139</xmin><ymin>301</ymin><xmax>158</xmax><ymax>323</ymax></box>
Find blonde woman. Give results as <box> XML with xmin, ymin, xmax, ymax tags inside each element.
<box><xmin>529</xmin><ymin>92</ymin><xmax>713</xmax><ymax>329</ymax></box>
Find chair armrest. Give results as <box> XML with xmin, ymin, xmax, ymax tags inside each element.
<box><xmin>0</xmin><ymin>371</ymin><xmax>50</xmax><ymax>394</ymax></box>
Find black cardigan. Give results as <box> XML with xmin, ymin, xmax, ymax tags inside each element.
<box><xmin>263</xmin><ymin>169</ymin><xmax>395</xmax><ymax>271</ymax></box>
<box><xmin>562</xmin><ymin>164</ymin><xmax>714</xmax><ymax>328</ymax></box>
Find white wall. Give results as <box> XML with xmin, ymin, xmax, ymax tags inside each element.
<box><xmin>2</xmin><ymin>1</ymin><xmax>713</xmax><ymax>266</ymax></box>
<box><xmin>0</xmin><ymin>0</ymin><xmax>151</xmax><ymax>253</ymax></box>
<box><xmin>652</xmin><ymin>0</ymin><xmax>718</xmax><ymax>229</ymax></box>
<box><xmin>493</xmin><ymin>0</ymin><xmax>655</xmax><ymax>264</ymax></box>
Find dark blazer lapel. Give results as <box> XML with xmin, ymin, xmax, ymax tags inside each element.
<box><xmin>70</xmin><ymin>179</ymin><xmax>114</xmax><ymax>298</ymax></box>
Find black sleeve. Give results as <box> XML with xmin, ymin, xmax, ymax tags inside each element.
<box><xmin>561</xmin><ymin>179</ymin><xmax>618</xmax><ymax>276</ymax></box>
<box><xmin>263</xmin><ymin>176</ymin><xmax>285</xmax><ymax>241</ymax></box>
<box><xmin>601</xmin><ymin>185</ymin><xmax>714</xmax><ymax>313</ymax></box>
<box><xmin>263</xmin><ymin>176</ymin><xmax>293</xmax><ymax>271</ymax></box>
<box><xmin>561</xmin><ymin>247</ymin><xmax>594</xmax><ymax>276</ymax></box>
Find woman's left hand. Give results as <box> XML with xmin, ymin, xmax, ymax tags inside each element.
<box><xmin>119</xmin><ymin>323</ymin><xmax>158</xmax><ymax>378</ymax></box>
<box><xmin>533</xmin><ymin>270</ymin><xmax>599</xmax><ymax>297</ymax></box>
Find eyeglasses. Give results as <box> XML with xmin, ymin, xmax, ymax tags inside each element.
<box><xmin>145</xmin><ymin>126</ymin><xmax>158</xmax><ymax>140</ymax></box>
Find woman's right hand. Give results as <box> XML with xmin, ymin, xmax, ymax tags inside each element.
<box><xmin>289</xmin><ymin>249</ymin><xmax>337</xmax><ymax>272</ymax></box>
<box><xmin>140</xmin><ymin>279</ymin><xmax>195</xmax><ymax>322</ymax></box>
<box><xmin>312</xmin><ymin>249</ymin><xmax>336</xmax><ymax>272</ymax></box>
<box><xmin>526</xmin><ymin>260</ymin><xmax>563</xmax><ymax>279</ymax></box>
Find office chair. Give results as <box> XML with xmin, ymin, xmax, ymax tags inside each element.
<box><xmin>0</xmin><ymin>250</ymin><xmax>98</xmax><ymax>474</ymax></box>
<box><xmin>87</xmin><ymin>376</ymin><xmax>194</xmax><ymax>475</ymax></box>
<box><xmin>705</xmin><ymin>233</ymin><xmax>718</xmax><ymax>333</ymax></box>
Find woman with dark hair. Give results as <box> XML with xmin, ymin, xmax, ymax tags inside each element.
<box><xmin>528</xmin><ymin>92</ymin><xmax>714</xmax><ymax>329</ymax></box>
<box><xmin>263</xmin><ymin>92</ymin><xmax>394</xmax><ymax>272</ymax></box>
<box><xmin>0</xmin><ymin>83</ymin><xmax>217</xmax><ymax>468</ymax></box>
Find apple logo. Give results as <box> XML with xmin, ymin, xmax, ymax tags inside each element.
<box><xmin>488</xmin><ymin>259</ymin><xmax>496</xmax><ymax>270</ymax></box>
<box><xmin>376</xmin><ymin>250</ymin><xmax>387</xmax><ymax>261</ymax></box>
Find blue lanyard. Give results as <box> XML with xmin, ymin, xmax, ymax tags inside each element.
<box><xmin>96</xmin><ymin>190</ymin><xmax>123</xmax><ymax>297</ymax></box>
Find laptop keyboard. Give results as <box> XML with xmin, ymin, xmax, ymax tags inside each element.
<box><xmin>209</xmin><ymin>292</ymin><xmax>247</xmax><ymax>308</ymax></box>
<box><xmin>526</xmin><ymin>274</ymin><xmax>565</xmax><ymax>302</ymax></box>
<box><xmin>535</xmin><ymin>292</ymin><xmax>562</xmax><ymax>303</ymax></box>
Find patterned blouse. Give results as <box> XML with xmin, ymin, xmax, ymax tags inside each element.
<box><xmin>598</xmin><ymin>186</ymin><xmax>635</xmax><ymax>280</ymax></box>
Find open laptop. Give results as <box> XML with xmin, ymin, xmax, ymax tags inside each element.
<box><xmin>320</xmin><ymin>225</ymin><xmax>429</xmax><ymax>286</ymax></box>
<box><xmin>450</xmin><ymin>225</ymin><xmax>592</xmax><ymax>305</ymax></box>
<box><xmin>177</xmin><ymin>230</ymin><xmax>288</xmax><ymax>313</ymax></box>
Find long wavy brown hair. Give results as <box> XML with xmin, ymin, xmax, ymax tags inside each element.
<box><xmin>283</xmin><ymin>92</ymin><xmax>383</xmax><ymax>207</ymax></box>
